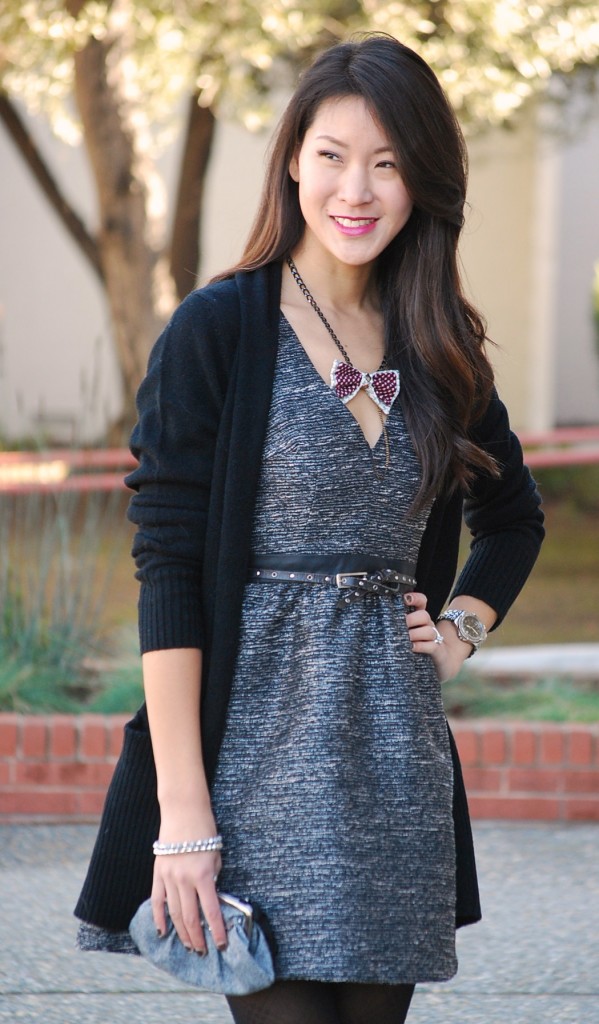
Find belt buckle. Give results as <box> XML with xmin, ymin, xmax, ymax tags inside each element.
<box><xmin>384</xmin><ymin>575</ymin><xmax>402</xmax><ymax>595</ymax></box>
<box><xmin>335</xmin><ymin>571</ymin><xmax>367</xmax><ymax>589</ymax></box>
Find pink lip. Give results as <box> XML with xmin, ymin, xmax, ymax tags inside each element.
<box><xmin>330</xmin><ymin>216</ymin><xmax>378</xmax><ymax>237</ymax></box>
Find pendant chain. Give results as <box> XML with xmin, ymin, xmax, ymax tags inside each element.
<box><xmin>286</xmin><ymin>254</ymin><xmax>390</xmax><ymax>478</ymax></box>
<box><xmin>287</xmin><ymin>255</ymin><xmax>353</xmax><ymax>364</ymax></box>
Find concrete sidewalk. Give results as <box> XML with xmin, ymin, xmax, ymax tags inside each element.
<box><xmin>0</xmin><ymin>822</ymin><xmax>596</xmax><ymax>1024</ymax></box>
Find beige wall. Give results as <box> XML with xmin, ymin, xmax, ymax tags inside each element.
<box><xmin>460</xmin><ymin>109</ymin><xmax>540</xmax><ymax>430</ymax></box>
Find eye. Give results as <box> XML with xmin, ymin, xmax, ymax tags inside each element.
<box><xmin>317</xmin><ymin>149</ymin><xmax>341</xmax><ymax>161</ymax></box>
<box><xmin>376</xmin><ymin>159</ymin><xmax>397</xmax><ymax>170</ymax></box>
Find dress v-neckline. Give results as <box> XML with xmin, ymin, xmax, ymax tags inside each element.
<box><xmin>279</xmin><ymin>312</ymin><xmax>388</xmax><ymax>453</ymax></box>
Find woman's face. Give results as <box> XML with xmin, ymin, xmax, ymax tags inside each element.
<box><xmin>289</xmin><ymin>95</ymin><xmax>413</xmax><ymax>271</ymax></box>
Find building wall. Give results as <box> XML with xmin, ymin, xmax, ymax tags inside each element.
<box><xmin>553</xmin><ymin>86</ymin><xmax>599</xmax><ymax>425</ymax></box>
<box><xmin>460</xmin><ymin>107</ymin><xmax>540</xmax><ymax>430</ymax></box>
<box><xmin>0</xmin><ymin>114</ymin><xmax>120</xmax><ymax>443</ymax></box>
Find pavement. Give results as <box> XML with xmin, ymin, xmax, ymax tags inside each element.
<box><xmin>0</xmin><ymin>823</ymin><xmax>597</xmax><ymax>1024</ymax></box>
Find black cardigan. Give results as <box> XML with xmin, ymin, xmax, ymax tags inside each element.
<box><xmin>75</xmin><ymin>260</ymin><xmax>544</xmax><ymax>934</ymax></box>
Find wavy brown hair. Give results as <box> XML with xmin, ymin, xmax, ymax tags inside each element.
<box><xmin>216</xmin><ymin>34</ymin><xmax>499</xmax><ymax>508</ymax></box>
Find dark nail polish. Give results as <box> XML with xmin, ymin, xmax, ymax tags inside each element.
<box><xmin>195</xmin><ymin>948</ymin><xmax>207</xmax><ymax>957</ymax></box>
<box><xmin>156</xmin><ymin>928</ymin><xmax>163</xmax><ymax>938</ymax></box>
<box><xmin>217</xmin><ymin>942</ymin><xmax>228</xmax><ymax>952</ymax></box>
<box><xmin>184</xmin><ymin>944</ymin><xmax>193</xmax><ymax>952</ymax></box>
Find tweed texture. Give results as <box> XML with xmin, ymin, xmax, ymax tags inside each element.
<box><xmin>210</xmin><ymin>318</ymin><xmax>457</xmax><ymax>984</ymax></box>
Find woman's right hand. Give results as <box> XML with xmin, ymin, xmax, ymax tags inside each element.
<box><xmin>151</xmin><ymin>806</ymin><xmax>227</xmax><ymax>955</ymax></box>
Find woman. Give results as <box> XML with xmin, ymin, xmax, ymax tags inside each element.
<box><xmin>76</xmin><ymin>34</ymin><xmax>544</xmax><ymax>1023</ymax></box>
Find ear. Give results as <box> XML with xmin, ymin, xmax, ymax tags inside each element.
<box><xmin>289</xmin><ymin>150</ymin><xmax>300</xmax><ymax>182</ymax></box>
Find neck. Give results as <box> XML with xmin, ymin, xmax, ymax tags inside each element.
<box><xmin>288</xmin><ymin>247</ymin><xmax>377</xmax><ymax>314</ymax></box>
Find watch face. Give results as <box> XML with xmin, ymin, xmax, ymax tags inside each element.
<box><xmin>460</xmin><ymin>613</ymin><xmax>486</xmax><ymax>643</ymax></box>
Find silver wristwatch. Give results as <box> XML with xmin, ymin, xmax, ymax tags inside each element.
<box><xmin>436</xmin><ymin>609</ymin><xmax>487</xmax><ymax>654</ymax></box>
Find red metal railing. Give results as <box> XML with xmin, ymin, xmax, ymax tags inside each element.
<box><xmin>1</xmin><ymin>428</ymin><xmax>599</xmax><ymax>493</ymax></box>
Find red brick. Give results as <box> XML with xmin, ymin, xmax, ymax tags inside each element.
<box><xmin>508</xmin><ymin>768</ymin><xmax>561</xmax><ymax>793</ymax></box>
<box><xmin>0</xmin><ymin>762</ymin><xmax>12</xmax><ymax>785</ymax></box>
<box><xmin>462</xmin><ymin>767</ymin><xmax>504</xmax><ymax>792</ymax></box>
<box><xmin>15</xmin><ymin>762</ymin><xmax>55</xmax><ymax>786</ymax></box>
<box><xmin>0</xmin><ymin>715</ymin><xmax>19</xmax><ymax>756</ymax></box>
<box><xmin>108</xmin><ymin>718</ymin><xmax>128</xmax><ymax>758</ymax></box>
<box><xmin>563</xmin><ymin>798</ymin><xmax>599</xmax><ymax>822</ymax></box>
<box><xmin>57</xmin><ymin>761</ymin><xmax>114</xmax><ymax>787</ymax></box>
<box><xmin>49</xmin><ymin>716</ymin><xmax>77</xmax><ymax>759</ymax></box>
<box><xmin>512</xmin><ymin>728</ymin><xmax>538</xmax><ymax>765</ymax></box>
<box><xmin>468</xmin><ymin>795</ymin><xmax>560</xmax><ymax>821</ymax></box>
<box><xmin>0</xmin><ymin>790</ymin><xmax>79</xmax><ymax>816</ymax></box>
<box><xmin>452</xmin><ymin>727</ymin><xmax>479</xmax><ymax>767</ymax></box>
<box><xmin>80</xmin><ymin>716</ymin><xmax>107</xmax><ymax>759</ymax></box>
<box><xmin>78</xmin><ymin>791</ymin><xmax>109</xmax><ymax>816</ymax></box>
<box><xmin>540</xmin><ymin>728</ymin><xmax>565</xmax><ymax>765</ymax></box>
<box><xmin>568</xmin><ymin>730</ymin><xmax>594</xmax><ymax>766</ymax></box>
<box><xmin>21</xmin><ymin>718</ymin><xmax>48</xmax><ymax>759</ymax></box>
<box><xmin>480</xmin><ymin>727</ymin><xmax>507</xmax><ymax>765</ymax></box>
<box><xmin>563</xmin><ymin>770</ymin><xmax>599</xmax><ymax>794</ymax></box>
<box><xmin>15</xmin><ymin>761</ymin><xmax>115</xmax><ymax>788</ymax></box>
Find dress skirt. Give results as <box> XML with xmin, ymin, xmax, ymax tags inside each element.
<box><xmin>209</xmin><ymin>317</ymin><xmax>457</xmax><ymax>984</ymax></box>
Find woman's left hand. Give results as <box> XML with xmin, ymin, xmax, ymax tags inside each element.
<box><xmin>404</xmin><ymin>592</ymin><xmax>470</xmax><ymax>683</ymax></box>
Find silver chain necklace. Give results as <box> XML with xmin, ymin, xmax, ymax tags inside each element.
<box><xmin>286</xmin><ymin>255</ymin><xmax>394</xmax><ymax>477</ymax></box>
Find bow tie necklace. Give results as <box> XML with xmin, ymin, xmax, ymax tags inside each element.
<box><xmin>286</xmin><ymin>255</ymin><xmax>400</xmax><ymax>478</ymax></box>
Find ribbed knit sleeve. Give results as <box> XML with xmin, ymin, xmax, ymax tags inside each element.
<box><xmin>124</xmin><ymin>284</ymin><xmax>237</xmax><ymax>653</ymax></box>
<box><xmin>450</xmin><ymin>390</ymin><xmax>544</xmax><ymax>626</ymax></box>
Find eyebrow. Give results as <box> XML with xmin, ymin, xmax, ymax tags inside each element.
<box><xmin>315</xmin><ymin>134</ymin><xmax>393</xmax><ymax>155</ymax></box>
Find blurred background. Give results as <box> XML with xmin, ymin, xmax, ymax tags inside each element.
<box><xmin>1</xmin><ymin>1</ymin><xmax>598</xmax><ymax>719</ymax></box>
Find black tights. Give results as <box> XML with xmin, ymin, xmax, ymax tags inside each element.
<box><xmin>227</xmin><ymin>980</ymin><xmax>415</xmax><ymax>1024</ymax></box>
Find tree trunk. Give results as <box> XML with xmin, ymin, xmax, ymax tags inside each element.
<box><xmin>170</xmin><ymin>98</ymin><xmax>216</xmax><ymax>300</ymax></box>
<box><xmin>71</xmin><ymin>2</ymin><xmax>177</xmax><ymax>423</ymax></box>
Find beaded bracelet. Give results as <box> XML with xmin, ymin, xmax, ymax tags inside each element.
<box><xmin>152</xmin><ymin>835</ymin><xmax>223</xmax><ymax>856</ymax></box>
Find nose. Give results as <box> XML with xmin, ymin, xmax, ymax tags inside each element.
<box><xmin>337</xmin><ymin>163</ymin><xmax>373</xmax><ymax>206</ymax></box>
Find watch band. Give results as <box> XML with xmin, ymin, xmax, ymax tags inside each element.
<box><xmin>436</xmin><ymin>609</ymin><xmax>487</xmax><ymax>653</ymax></box>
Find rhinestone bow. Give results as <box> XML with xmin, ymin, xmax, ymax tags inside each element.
<box><xmin>330</xmin><ymin>359</ymin><xmax>401</xmax><ymax>415</ymax></box>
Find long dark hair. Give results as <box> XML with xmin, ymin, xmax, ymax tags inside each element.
<box><xmin>217</xmin><ymin>33</ymin><xmax>498</xmax><ymax>507</ymax></box>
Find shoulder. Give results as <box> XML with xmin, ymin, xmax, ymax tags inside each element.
<box><xmin>165</xmin><ymin>261</ymin><xmax>280</xmax><ymax>344</ymax></box>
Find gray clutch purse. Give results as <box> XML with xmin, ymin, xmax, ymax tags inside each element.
<box><xmin>129</xmin><ymin>892</ymin><xmax>275</xmax><ymax>995</ymax></box>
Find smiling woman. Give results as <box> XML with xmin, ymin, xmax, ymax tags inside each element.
<box><xmin>75</xmin><ymin>33</ymin><xmax>544</xmax><ymax>1024</ymax></box>
<box><xmin>288</xmin><ymin>96</ymin><xmax>413</xmax><ymax>270</ymax></box>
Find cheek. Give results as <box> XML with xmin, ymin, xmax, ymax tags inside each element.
<box><xmin>394</xmin><ymin>188</ymin><xmax>413</xmax><ymax>225</ymax></box>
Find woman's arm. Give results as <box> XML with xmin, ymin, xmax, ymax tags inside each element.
<box><xmin>405</xmin><ymin>592</ymin><xmax>497</xmax><ymax>682</ymax></box>
<box><xmin>143</xmin><ymin>648</ymin><xmax>227</xmax><ymax>954</ymax></box>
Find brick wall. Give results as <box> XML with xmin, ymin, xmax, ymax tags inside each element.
<box><xmin>0</xmin><ymin>713</ymin><xmax>129</xmax><ymax>819</ymax></box>
<box><xmin>1</xmin><ymin>714</ymin><xmax>598</xmax><ymax>821</ymax></box>
<box><xmin>452</xmin><ymin>722</ymin><xmax>599</xmax><ymax>821</ymax></box>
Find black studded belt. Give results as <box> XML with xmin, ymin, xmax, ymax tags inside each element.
<box><xmin>247</xmin><ymin>553</ymin><xmax>417</xmax><ymax>609</ymax></box>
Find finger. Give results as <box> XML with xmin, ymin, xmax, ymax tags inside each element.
<box><xmin>405</xmin><ymin>609</ymin><xmax>430</xmax><ymax>628</ymax></box>
<box><xmin>177</xmin><ymin>885</ymin><xmax>209</xmax><ymax>954</ymax></box>
<box><xmin>199</xmin><ymin>883</ymin><xmax>228</xmax><ymax>951</ymax></box>
<box><xmin>403</xmin><ymin>591</ymin><xmax>427</xmax><ymax>612</ymax></box>
<box><xmin>411</xmin><ymin>623</ymin><xmax>444</xmax><ymax>643</ymax></box>
<box><xmin>151</xmin><ymin>878</ymin><xmax>167</xmax><ymax>938</ymax></box>
<box><xmin>163</xmin><ymin>884</ymin><xmax>195</xmax><ymax>951</ymax></box>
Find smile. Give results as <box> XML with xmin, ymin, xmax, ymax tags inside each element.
<box><xmin>330</xmin><ymin>216</ymin><xmax>378</xmax><ymax>236</ymax></box>
<box><xmin>332</xmin><ymin>217</ymin><xmax>377</xmax><ymax>227</ymax></box>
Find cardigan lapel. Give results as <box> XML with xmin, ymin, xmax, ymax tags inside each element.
<box><xmin>201</xmin><ymin>261</ymin><xmax>282</xmax><ymax>780</ymax></box>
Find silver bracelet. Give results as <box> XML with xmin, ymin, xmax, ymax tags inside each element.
<box><xmin>152</xmin><ymin>835</ymin><xmax>223</xmax><ymax>856</ymax></box>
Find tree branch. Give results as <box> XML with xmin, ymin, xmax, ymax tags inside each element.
<box><xmin>169</xmin><ymin>96</ymin><xmax>216</xmax><ymax>298</ymax></box>
<box><xmin>0</xmin><ymin>93</ymin><xmax>104</xmax><ymax>282</ymax></box>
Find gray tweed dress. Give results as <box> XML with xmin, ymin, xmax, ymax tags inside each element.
<box><xmin>209</xmin><ymin>315</ymin><xmax>457</xmax><ymax>985</ymax></box>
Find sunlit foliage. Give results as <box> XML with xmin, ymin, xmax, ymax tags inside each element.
<box><xmin>1</xmin><ymin>0</ymin><xmax>598</xmax><ymax>145</ymax></box>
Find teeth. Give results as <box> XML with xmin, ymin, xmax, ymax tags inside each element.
<box><xmin>334</xmin><ymin>217</ymin><xmax>375</xmax><ymax>227</ymax></box>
